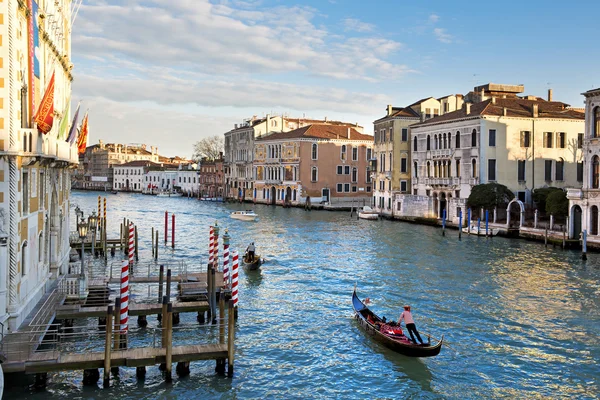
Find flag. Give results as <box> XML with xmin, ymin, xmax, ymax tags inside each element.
<box><xmin>34</xmin><ymin>71</ymin><xmax>55</xmax><ymax>134</ymax></box>
<box><xmin>57</xmin><ymin>98</ymin><xmax>70</xmax><ymax>140</ymax></box>
<box><xmin>67</xmin><ymin>103</ymin><xmax>81</xmax><ymax>143</ymax></box>
<box><xmin>77</xmin><ymin>112</ymin><xmax>89</xmax><ymax>155</ymax></box>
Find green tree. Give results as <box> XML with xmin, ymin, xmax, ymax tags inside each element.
<box><xmin>546</xmin><ymin>190</ymin><xmax>568</xmax><ymax>218</ymax></box>
<box><xmin>467</xmin><ymin>183</ymin><xmax>514</xmax><ymax>210</ymax></box>
<box><xmin>532</xmin><ymin>187</ymin><xmax>563</xmax><ymax>213</ymax></box>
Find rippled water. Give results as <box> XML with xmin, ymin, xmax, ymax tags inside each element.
<box><xmin>6</xmin><ymin>191</ymin><xmax>600</xmax><ymax>399</ymax></box>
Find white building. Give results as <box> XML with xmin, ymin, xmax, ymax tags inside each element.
<box><xmin>176</xmin><ymin>165</ymin><xmax>200</xmax><ymax>195</ymax></box>
<box><xmin>144</xmin><ymin>170</ymin><xmax>178</xmax><ymax>194</ymax></box>
<box><xmin>113</xmin><ymin>161</ymin><xmax>161</xmax><ymax>192</ymax></box>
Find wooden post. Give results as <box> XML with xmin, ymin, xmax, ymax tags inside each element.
<box><xmin>165</xmin><ymin>302</ymin><xmax>173</xmax><ymax>382</ymax></box>
<box><xmin>582</xmin><ymin>229</ymin><xmax>588</xmax><ymax>261</ymax></box>
<box><xmin>104</xmin><ymin>305</ymin><xmax>113</xmax><ymax>387</ymax></box>
<box><xmin>103</xmin><ymin>219</ymin><xmax>108</xmax><ymax>260</ymax></box>
<box><xmin>458</xmin><ymin>209</ymin><xmax>462</xmax><ymax>240</ymax></box>
<box><xmin>120</xmin><ymin>223</ymin><xmax>123</xmax><ymax>250</ymax></box>
<box><xmin>164</xmin><ymin>211</ymin><xmax>168</xmax><ymax>243</ymax></box>
<box><xmin>442</xmin><ymin>209</ymin><xmax>446</xmax><ymax>236</ymax></box>
<box><xmin>172</xmin><ymin>214</ymin><xmax>175</xmax><ymax>249</ymax></box>
<box><xmin>219</xmin><ymin>294</ymin><xmax>225</xmax><ymax>344</ymax></box>
<box><xmin>227</xmin><ymin>299</ymin><xmax>235</xmax><ymax>376</ymax></box>
<box><xmin>134</xmin><ymin>225</ymin><xmax>139</xmax><ymax>261</ymax></box>
<box><xmin>207</xmin><ymin>265</ymin><xmax>213</xmax><ymax>322</ymax></box>
<box><xmin>158</xmin><ymin>264</ymin><xmax>164</xmax><ymax>320</ymax></box>
<box><xmin>155</xmin><ymin>230</ymin><xmax>159</xmax><ymax>260</ymax></box>
<box><xmin>161</xmin><ymin>295</ymin><xmax>168</xmax><ymax>347</ymax></box>
<box><xmin>545</xmin><ymin>227</ymin><xmax>548</xmax><ymax>247</ymax></box>
<box><xmin>151</xmin><ymin>227</ymin><xmax>155</xmax><ymax>258</ymax></box>
<box><xmin>166</xmin><ymin>268</ymin><xmax>172</xmax><ymax>299</ymax></box>
<box><xmin>211</xmin><ymin>266</ymin><xmax>217</xmax><ymax>324</ymax></box>
<box><xmin>562</xmin><ymin>226</ymin><xmax>566</xmax><ymax>249</ymax></box>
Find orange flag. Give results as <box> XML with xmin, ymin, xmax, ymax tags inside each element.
<box><xmin>77</xmin><ymin>112</ymin><xmax>89</xmax><ymax>154</ymax></box>
<box><xmin>34</xmin><ymin>71</ymin><xmax>55</xmax><ymax>134</ymax></box>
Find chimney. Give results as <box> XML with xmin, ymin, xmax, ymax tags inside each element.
<box><xmin>235</xmin><ymin>123</ymin><xmax>238</xmax><ymax>129</ymax></box>
<box><xmin>266</xmin><ymin>114</ymin><xmax>270</xmax><ymax>130</ymax></box>
<box><xmin>532</xmin><ymin>104</ymin><xmax>539</xmax><ymax>118</ymax></box>
<box><xmin>324</xmin><ymin>116</ymin><xmax>328</xmax><ymax>122</ymax></box>
<box><xmin>548</xmin><ymin>89</ymin><xmax>553</xmax><ymax>102</ymax></box>
<box><xmin>347</xmin><ymin>127</ymin><xmax>350</xmax><ymax>138</ymax></box>
<box><xmin>387</xmin><ymin>104</ymin><xmax>393</xmax><ymax>116</ymax></box>
<box><xmin>466</xmin><ymin>103</ymin><xmax>471</xmax><ymax>114</ymax></box>
<box><xmin>420</xmin><ymin>111</ymin><xmax>425</xmax><ymax>123</ymax></box>
<box><xmin>480</xmin><ymin>88</ymin><xmax>485</xmax><ymax>101</ymax></box>
<box><xmin>491</xmin><ymin>97</ymin><xmax>496</xmax><ymax>105</ymax></box>
<box><xmin>99</xmin><ymin>139</ymin><xmax>104</xmax><ymax>149</ymax></box>
<box><xmin>503</xmin><ymin>107</ymin><xmax>507</xmax><ymax>116</ymax></box>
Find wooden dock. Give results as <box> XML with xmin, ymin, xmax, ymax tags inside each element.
<box><xmin>56</xmin><ymin>300</ymin><xmax>210</xmax><ymax>319</ymax></box>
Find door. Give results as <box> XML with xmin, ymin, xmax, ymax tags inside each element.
<box><xmin>572</xmin><ymin>205</ymin><xmax>582</xmax><ymax>239</ymax></box>
<box><xmin>270</xmin><ymin>186</ymin><xmax>276</xmax><ymax>205</ymax></box>
<box><xmin>322</xmin><ymin>188</ymin><xmax>330</xmax><ymax>203</ymax></box>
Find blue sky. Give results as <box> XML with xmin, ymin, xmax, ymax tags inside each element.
<box><xmin>72</xmin><ymin>0</ymin><xmax>600</xmax><ymax>157</ymax></box>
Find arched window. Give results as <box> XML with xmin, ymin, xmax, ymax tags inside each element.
<box><xmin>21</xmin><ymin>241</ymin><xmax>28</xmax><ymax>276</ymax></box>
<box><xmin>427</xmin><ymin>161</ymin><xmax>431</xmax><ymax>177</ymax></box>
<box><xmin>426</xmin><ymin>135</ymin><xmax>431</xmax><ymax>151</ymax></box>
<box><xmin>471</xmin><ymin>129</ymin><xmax>477</xmax><ymax>147</ymax></box>
<box><xmin>311</xmin><ymin>167</ymin><xmax>318</xmax><ymax>182</ymax></box>
<box><xmin>414</xmin><ymin>162</ymin><xmax>418</xmax><ymax>178</ymax></box>
<box><xmin>341</xmin><ymin>145</ymin><xmax>347</xmax><ymax>161</ymax></box>
<box><xmin>434</xmin><ymin>134</ymin><xmax>438</xmax><ymax>150</ymax></box>
<box><xmin>443</xmin><ymin>133</ymin><xmax>447</xmax><ymax>149</ymax></box>
<box><xmin>555</xmin><ymin>158</ymin><xmax>564</xmax><ymax>181</ymax></box>
<box><xmin>448</xmin><ymin>132</ymin><xmax>452</xmax><ymax>149</ymax></box>
<box><xmin>595</xmin><ymin>107</ymin><xmax>600</xmax><ymax>138</ymax></box>
<box><xmin>456</xmin><ymin>159</ymin><xmax>461</xmax><ymax>177</ymax></box>
<box><xmin>593</xmin><ymin>156</ymin><xmax>600</xmax><ymax>189</ymax></box>
<box><xmin>472</xmin><ymin>159</ymin><xmax>477</xmax><ymax>178</ymax></box>
<box><xmin>456</xmin><ymin>131</ymin><xmax>460</xmax><ymax>148</ymax></box>
<box><xmin>311</xmin><ymin>143</ymin><xmax>318</xmax><ymax>160</ymax></box>
<box><xmin>29</xmin><ymin>132</ymin><xmax>33</xmax><ymax>152</ymax></box>
<box><xmin>292</xmin><ymin>189</ymin><xmax>297</xmax><ymax>201</ymax></box>
<box><xmin>413</xmin><ymin>137</ymin><xmax>418</xmax><ymax>152</ymax></box>
<box><xmin>23</xmin><ymin>133</ymin><xmax>27</xmax><ymax>152</ymax></box>
<box><xmin>38</xmin><ymin>233</ymin><xmax>44</xmax><ymax>262</ymax></box>
<box><xmin>389</xmin><ymin>153</ymin><xmax>392</xmax><ymax>171</ymax></box>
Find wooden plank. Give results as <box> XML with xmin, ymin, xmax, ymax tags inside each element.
<box><xmin>56</xmin><ymin>301</ymin><xmax>210</xmax><ymax>319</ymax></box>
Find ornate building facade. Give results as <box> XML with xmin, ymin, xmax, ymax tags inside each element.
<box><xmin>0</xmin><ymin>0</ymin><xmax>78</xmax><ymax>330</ymax></box>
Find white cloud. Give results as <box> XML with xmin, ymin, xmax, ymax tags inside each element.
<box><xmin>343</xmin><ymin>18</ymin><xmax>374</xmax><ymax>33</ymax></box>
<box><xmin>429</xmin><ymin>14</ymin><xmax>440</xmax><ymax>23</ymax></box>
<box><xmin>433</xmin><ymin>28</ymin><xmax>453</xmax><ymax>44</ymax></box>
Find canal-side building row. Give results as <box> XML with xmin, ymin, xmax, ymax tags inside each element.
<box><xmin>253</xmin><ymin>124</ymin><xmax>373</xmax><ymax>206</ymax></box>
<box><xmin>198</xmin><ymin>154</ymin><xmax>225</xmax><ymax>199</ymax></box>
<box><xmin>0</xmin><ymin>0</ymin><xmax>78</xmax><ymax>330</ymax></box>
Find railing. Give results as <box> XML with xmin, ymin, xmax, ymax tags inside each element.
<box><xmin>431</xmin><ymin>149</ymin><xmax>453</xmax><ymax>158</ymax></box>
<box><xmin>265</xmin><ymin>158</ymin><xmax>281</xmax><ymax>164</ymax></box>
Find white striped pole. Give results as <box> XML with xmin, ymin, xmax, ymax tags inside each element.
<box><xmin>208</xmin><ymin>226</ymin><xmax>214</xmax><ymax>267</ymax></box>
<box><xmin>222</xmin><ymin>229</ymin><xmax>230</xmax><ymax>288</ymax></box>
<box><xmin>231</xmin><ymin>250</ymin><xmax>239</xmax><ymax>307</ymax></box>
<box><xmin>120</xmin><ymin>259</ymin><xmax>129</xmax><ymax>333</ymax></box>
<box><xmin>128</xmin><ymin>222</ymin><xmax>134</xmax><ymax>267</ymax></box>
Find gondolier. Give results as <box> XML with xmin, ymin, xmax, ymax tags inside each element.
<box><xmin>398</xmin><ymin>305</ymin><xmax>424</xmax><ymax>345</ymax></box>
<box><xmin>246</xmin><ymin>242</ymin><xmax>255</xmax><ymax>259</ymax></box>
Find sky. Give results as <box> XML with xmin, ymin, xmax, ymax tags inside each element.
<box><xmin>71</xmin><ymin>0</ymin><xmax>600</xmax><ymax>158</ymax></box>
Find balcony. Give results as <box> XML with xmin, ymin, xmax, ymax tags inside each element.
<box><xmin>8</xmin><ymin>128</ymin><xmax>79</xmax><ymax>164</ymax></box>
<box><xmin>265</xmin><ymin>179</ymin><xmax>282</xmax><ymax>184</ymax></box>
<box><xmin>566</xmin><ymin>188</ymin><xmax>583</xmax><ymax>200</ymax></box>
<box><xmin>431</xmin><ymin>149</ymin><xmax>453</xmax><ymax>158</ymax></box>
<box><xmin>265</xmin><ymin>158</ymin><xmax>281</xmax><ymax>164</ymax></box>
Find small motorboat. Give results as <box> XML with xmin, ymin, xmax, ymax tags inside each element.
<box><xmin>462</xmin><ymin>225</ymin><xmax>499</xmax><ymax>236</ymax></box>
<box><xmin>243</xmin><ymin>252</ymin><xmax>262</xmax><ymax>270</ymax></box>
<box><xmin>230</xmin><ymin>210</ymin><xmax>258</xmax><ymax>221</ymax></box>
<box><xmin>358</xmin><ymin>206</ymin><xmax>379</xmax><ymax>220</ymax></box>
<box><xmin>352</xmin><ymin>287</ymin><xmax>443</xmax><ymax>357</ymax></box>
<box><xmin>156</xmin><ymin>191</ymin><xmax>183</xmax><ymax>197</ymax></box>
<box><xmin>111</xmin><ymin>191</ymin><xmax>118</xmax><ymax>195</ymax></box>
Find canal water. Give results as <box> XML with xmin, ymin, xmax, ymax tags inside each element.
<box><xmin>6</xmin><ymin>191</ymin><xmax>600</xmax><ymax>399</ymax></box>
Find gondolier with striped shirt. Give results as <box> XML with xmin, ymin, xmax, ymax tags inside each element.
<box><xmin>246</xmin><ymin>242</ymin><xmax>256</xmax><ymax>261</ymax></box>
<box><xmin>398</xmin><ymin>305</ymin><xmax>424</xmax><ymax>345</ymax></box>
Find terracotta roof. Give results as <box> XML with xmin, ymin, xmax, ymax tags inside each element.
<box><xmin>374</xmin><ymin>107</ymin><xmax>420</xmax><ymax>123</ymax></box>
<box><xmin>412</xmin><ymin>98</ymin><xmax>584</xmax><ymax>127</ymax></box>
<box><xmin>257</xmin><ymin>124</ymin><xmax>373</xmax><ymax>141</ymax></box>
<box><xmin>115</xmin><ymin>160</ymin><xmax>162</xmax><ymax>168</ymax></box>
<box><xmin>583</xmin><ymin>88</ymin><xmax>600</xmax><ymax>96</ymax></box>
<box><xmin>408</xmin><ymin>97</ymin><xmax>436</xmax><ymax>107</ymax></box>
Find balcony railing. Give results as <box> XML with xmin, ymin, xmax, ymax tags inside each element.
<box><xmin>10</xmin><ymin>128</ymin><xmax>79</xmax><ymax>164</ymax></box>
<box><xmin>431</xmin><ymin>149</ymin><xmax>453</xmax><ymax>158</ymax></box>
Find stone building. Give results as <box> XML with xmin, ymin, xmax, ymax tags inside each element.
<box><xmin>253</xmin><ymin>124</ymin><xmax>373</xmax><ymax>206</ymax></box>
<box><xmin>0</xmin><ymin>0</ymin><xmax>79</xmax><ymax>329</ymax></box>
<box><xmin>199</xmin><ymin>155</ymin><xmax>225</xmax><ymax>199</ymax></box>
<box><xmin>113</xmin><ymin>160</ymin><xmax>161</xmax><ymax>192</ymax></box>
<box><xmin>567</xmin><ymin>88</ymin><xmax>600</xmax><ymax>241</ymax></box>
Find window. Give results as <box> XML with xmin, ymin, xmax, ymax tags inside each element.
<box><xmin>389</xmin><ymin>128</ymin><xmax>393</xmax><ymax>141</ymax></box>
<box><xmin>344</xmin><ymin>166</ymin><xmax>350</xmax><ymax>175</ymax></box>
<box><xmin>352</xmin><ymin>147</ymin><xmax>358</xmax><ymax>161</ymax></box>
<box><xmin>594</xmin><ymin>156</ymin><xmax>600</xmax><ymax>189</ymax></box>
<box><xmin>427</xmin><ymin>161</ymin><xmax>431</xmax><ymax>177</ymax></box>
<box><xmin>557</xmin><ymin>132</ymin><xmax>566</xmax><ymax>149</ymax></box>
<box><xmin>337</xmin><ymin>165</ymin><xmax>343</xmax><ymax>175</ymax></box>
<box><xmin>545</xmin><ymin>160</ymin><xmax>553</xmax><ymax>181</ymax></box>
<box><xmin>400</xmin><ymin>180</ymin><xmax>407</xmax><ymax>192</ymax></box>
<box><xmin>366</xmin><ymin>168</ymin><xmax>372</xmax><ymax>183</ymax></box>
<box><xmin>517</xmin><ymin>191</ymin><xmax>526</xmax><ymax>202</ymax></box>
<box><xmin>341</xmin><ymin>145</ymin><xmax>347</xmax><ymax>161</ymax></box>
<box><xmin>442</xmin><ymin>133</ymin><xmax>447</xmax><ymax>149</ymax></box>
<box><xmin>311</xmin><ymin>167</ymin><xmax>318</xmax><ymax>182</ymax></box>
<box><xmin>366</xmin><ymin>148</ymin><xmax>372</xmax><ymax>160</ymax></box>
<box><xmin>456</xmin><ymin>159</ymin><xmax>460</xmax><ymax>177</ymax></box>
<box><xmin>344</xmin><ymin>183</ymin><xmax>350</xmax><ymax>192</ymax></box>
<box><xmin>414</xmin><ymin>162</ymin><xmax>418</xmax><ymax>178</ymax></box>
<box><xmin>21</xmin><ymin>241</ymin><xmax>27</xmax><ymax>276</ymax></box>
<box><xmin>595</xmin><ymin>107</ymin><xmax>600</xmax><ymax>138</ymax></box>
<box><xmin>426</xmin><ymin>135</ymin><xmax>431</xmax><ymax>150</ymax></box>
<box><xmin>578</xmin><ymin>133</ymin><xmax>584</xmax><ymax>149</ymax></box>
<box><xmin>577</xmin><ymin>162</ymin><xmax>584</xmax><ymax>182</ymax></box>
<box><xmin>471</xmin><ymin>129</ymin><xmax>477</xmax><ymax>147</ymax></box>
<box><xmin>388</xmin><ymin>154</ymin><xmax>392</xmax><ymax>171</ymax></box>
<box><xmin>366</xmin><ymin>186</ymin><xmax>372</xmax><ymax>193</ymax></box>
<box><xmin>448</xmin><ymin>132</ymin><xmax>452</xmax><ymax>149</ymax></box>
<box><xmin>520</xmin><ymin>131</ymin><xmax>531</xmax><ymax>148</ymax></box>
<box><xmin>311</xmin><ymin>143</ymin><xmax>318</xmax><ymax>160</ymax></box>
<box><xmin>352</xmin><ymin>167</ymin><xmax>357</xmax><ymax>183</ymax></box>
<box><xmin>352</xmin><ymin>186</ymin><xmax>357</xmax><ymax>193</ymax></box>
<box><xmin>401</xmin><ymin>157</ymin><xmax>407</xmax><ymax>173</ymax></box>
<box><xmin>413</xmin><ymin>137</ymin><xmax>418</xmax><ymax>151</ymax></box>
<box><xmin>22</xmin><ymin>171</ymin><xmax>29</xmax><ymax>214</ymax></box>
<box><xmin>401</xmin><ymin>128</ymin><xmax>408</xmax><ymax>142</ymax></box>
<box><xmin>337</xmin><ymin>183</ymin><xmax>343</xmax><ymax>193</ymax></box>
<box><xmin>455</xmin><ymin>131</ymin><xmax>460</xmax><ymax>148</ymax></box>
<box><xmin>426</xmin><ymin>108</ymin><xmax>431</xmax><ymax>119</ymax></box>
<box><xmin>489</xmin><ymin>129</ymin><xmax>496</xmax><ymax>147</ymax></box>
<box><xmin>472</xmin><ymin>159</ymin><xmax>477</xmax><ymax>178</ymax></box>
<box><xmin>544</xmin><ymin>132</ymin><xmax>553</xmax><ymax>148</ymax></box>
<box><xmin>555</xmin><ymin>158</ymin><xmax>564</xmax><ymax>181</ymax></box>
<box><xmin>518</xmin><ymin>160</ymin><xmax>526</xmax><ymax>181</ymax></box>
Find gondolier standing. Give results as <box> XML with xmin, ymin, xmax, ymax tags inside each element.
<box><xmin>246</xmin><ymin>242</ymin><xmax>256</xmax><ymax>260</ymax></box>
<box><xmin>398</xmin><ymin>305</ymin><xmax>424</xmax><ymax>345</ymax></box>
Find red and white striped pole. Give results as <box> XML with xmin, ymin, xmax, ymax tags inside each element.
<box><xmin>222</xmin><ymin>229</ymin><xmax>230</xmax><ymax>288</ymax></box>
<box><xmin>208</xmin><ymin>226</ymin><xmax>214</xmax><ymax>267</ymax></box>
<box><xmin>120</xmin><ymin>259</ymin><xmax>129</xmax><ymax>333</ymax></box>
<box><xmin>231</xmin><ymin>250</ymin><xmax>239</xmax><ymax>307</ymax></box>
<box><xmin>128</xmin><ymin>222</ymin><xmax>134</xmax><ymax>267</ymax></box>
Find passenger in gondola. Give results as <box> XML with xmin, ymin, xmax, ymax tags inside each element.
<box><xmin>398</xmin><ymin>305</ymin><xmax>424</xmax><ymax>345</ymax></box>
<box><xmin>246</xmin><ymin>242</ymin><xmax>256</xmax><ymax>261</ymax></box>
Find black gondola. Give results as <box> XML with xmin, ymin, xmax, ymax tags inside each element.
<box><xmin>352</xmin><ymin>287</ymin><xmax>443</xmax><ymax>357</ymax></box>
<box><xmin>243</xmin><ymin>252</ymin><xmax>262</xmax><ymax>270</ymax></box>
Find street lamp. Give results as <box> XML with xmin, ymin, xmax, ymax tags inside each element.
<box><xmin>77</xmin><ymin>216</ymin><xmax>89</xmax><ymax>299</ymax></box>
<box><xmin>88</xmin><ymin>212</ymin><xmax>98</xmax><ymax>258</ymax></box>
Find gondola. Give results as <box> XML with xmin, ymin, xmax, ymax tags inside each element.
<box><xmin>243</xmin><ymin>252</ymin><xmax>262</xmax><ymax>270</ymax></box>
<box><xmin>352</xmin><ymin>288</ymin><xmax>443</xmax><ymax>357</ymax></box>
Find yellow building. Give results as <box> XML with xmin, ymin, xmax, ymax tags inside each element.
<box><xmin>0</xmin><ymin>0</ymin><xmax>77</xmax><ymax>330</ymax></box>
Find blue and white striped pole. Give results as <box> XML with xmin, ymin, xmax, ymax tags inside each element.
<box><xmin>485</xmin><ymin>210</ymin><xmax>489</xmax><ymax>238</ymax></box>
<box><xmin>459</xmin><ymin>209</ymin><xmax>462</xmax><ymax>240</ymax></box>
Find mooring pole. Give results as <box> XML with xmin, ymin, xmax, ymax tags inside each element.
<box><xmin>442</xmin><ymin>209</ymin><xmax>446</xmax><ymax>236</ymax></box>
<box><xmin>104</xmin><ymin>305</ymin><xmax>113</xmax><ymax>387</ymax></box>
<box><xmin>165</xmin><ymin>302</ymin><xmax>173</xmax><ymax>383</ymax></box>
<box><xmin>467</xmin><ymin>208</ymin><xmax>472</xmax><ymax>234</ymax></box>
<box><xmin>161</xmin><ymin>295</ymin><xmax>168</xmax><ymax>346</ymax></box>
<box><xmin>227</xmin><ymin>299</ymin><xmax>235</xmax><ymax>376</ymax></box>
<box><xmin>545</xmin><ymin>227</ymin><xmax>548</xmax><ymax>247</ymax></box>
<box><xmin>151</xmin><ymin>227</ymin><xmax>155</xmax><ymax>258</ymax></box>
<box><xmin>458</xmin><ymin>209</ymin><xmax>462</xmax><ymax>240</ymax></box>
<box><xmin>219</xmin><ymin>294</ymin><xmax>225</xmax><ymax>344</ymax></box>
<box><xmin>155</xmin><ymin>230</ymin><xmax>159</xmax><ymax>260</ymax></box>
<box><xmin>485</xmin><ymin>210</ymin><xmax>489</xmax><ymax>238</ymax></box>
<box><xmin>164</xmin><ymin>211</ymin><xmax>168</xmax><ymax>244</ymax></box>
<box><xmin>172</xmin><ymin>214</ymin><xmax>175</xmax><ymax>249</ymax></box>
<box><xmin>211</xmin><ymin>266</ymin><xmax>217</xmax><ymax>324</ymax></box>
<box><xmin>582</xmin><ymin>229</ymin><xmax>588</xmax><ymax>261</ymax></box>
<box><xmin>134</xmin><ymin>225</ymin><xmax>139</xmax><ymax>261</ymax></box>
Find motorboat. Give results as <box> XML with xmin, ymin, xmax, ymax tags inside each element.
<box><xmin>156</xmin><ymin>191</ymin><xmax>183</xmax><ymax>198</ymax></box>
<box><xmin>230</xmin><ymin>210</ymin><xmax>258</xmax><ymax>221</ymax></box>
<box><xmin>462</xmin><ymin>224</ymin><xmax>499</xmax><ymax>236</ymax></box>
<box><xmin>358</xmin><ymin>206</ymin><xmax>379</xmax><ymax>220</ymax></box>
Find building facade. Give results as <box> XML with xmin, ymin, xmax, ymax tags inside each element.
<box><xmin>0</xmin><ymin>0</ymin><xmax>79</xmax><ymax>329</ymax></box>
<box><xmin>113</xmin><ymin>160</ymin><xmax>161</xmax><ymax>192</ymax></box>
<box><xmin>568</xmin><ymin>88</ymin><xmax>600</xmax><ymax>241</ymax></box>
<box><xmin>253</xmin><ymin>124</ymin><xmax>373</xmax><ymax>206</ymax></box>
<box><xmin>408</xmin><ymin>85</ymin><xmax>584</xmax><ymax>223</ymax></box>
<box><xmin>199</xmin><ymin>156</ymin><xmax>224</xmax><ymax>199</ymax></box>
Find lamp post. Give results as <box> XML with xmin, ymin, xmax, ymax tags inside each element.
<box><xmin>77</xmin><ymin>216</ymin><xmax>89</xmax><ymax>299</ymax></box>
<box><xmin>88</xmin><ymin>212</ymin><xmax>98</xmax><ymax>258</ymax></box>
